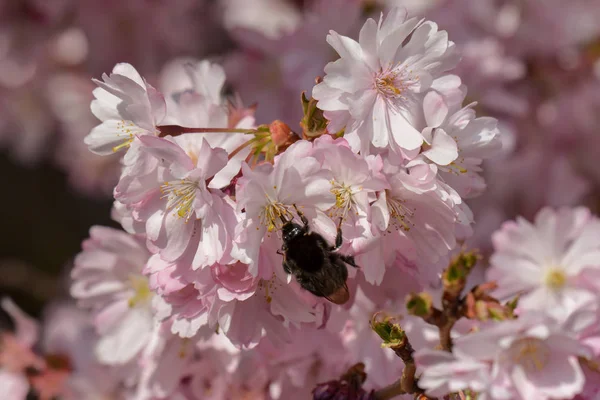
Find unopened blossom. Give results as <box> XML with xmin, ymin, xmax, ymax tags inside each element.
<box><xmin>488</xmin><ymin>207</ymin><xmax>600</xmax><ymax>319</ymax></box>
<box><xmin>233</xmin><ymin>140</ymin><xmax>335</xmax><ymax>277</ymax></box>
<box><xmin>313</xmin><ymin>7</ymin><xmax>459</xmax><ymax>156</ymax></box>
<box><xmin>71</xmin><ymin>226</ymin><xmax>154</xmax><ymax>365</ymax></box>
<box><xmin>115</xmin><ymin>135</ymin><xmax>238</xmax><ymax>268</ymax></box>
<box><xmin>85</xmin><ymin>63</ymin><xmax>166</xmax><ymax>155</ymax></box>
<box><xmin>416</xmin><ymin>314</ymin><xmax>592</xmax><ymax>399</ymax></box>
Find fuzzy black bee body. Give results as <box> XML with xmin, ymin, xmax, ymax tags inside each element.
<box><xmin>279</xmin><ymin>207</ymin><xmax>358</xmax><ymax>304</ymax></box>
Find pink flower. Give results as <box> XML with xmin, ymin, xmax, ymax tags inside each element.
<box><xmin>421</xmin><ymin>90</ymin><xmax>502</xmax><ymax>198</ymax></box>
<box><xmin>416</xmin><ymin>314</ymin><xmax>592</xmax><ymax>399</ymax></box>
<box><xmin>488</xmin><ymin>207</ymin><xmax>600</xmax><ymax>319</ymax></box>
<box><xmin>257</xmin><ymin>327</ymin><xmax>349</xmax><ymax>398</ymax></box>
<box><xmin>148</xmin><ymin>251</ymin><xmax>327</xmax><ymax>347</ymax></box>
<box><xmin>210</xmin><ymin>265</ymin><xmax>328</xmax><ymax>348</ymax></box>
<box><xmin>313</xmin><ymin>7</ymin><xmax>459</xmax><ymax>156</ymax></box>
<box><xmin>371</xmin><ymin>161</ymin><xmax>457</xmax><ymax>272</ymax></box>
<box><xmin>233</xmin><ymin>140</ymin><xmax>335</xmax><ymax>277</ymax></box>
<box><xmin>146</xmin><ymin>254</ymin><xmax>218</xmax><ymax>339</ymax></box>
<box><xmin>310</xmin><ymin>135</ymin><xmax>389</xmax><ymax>253</ymax></box>
<box><xmin>159</xmin><ymin>59</ymin><xmax>255</xmax><ymax>189</ymax></box>
<box><xmin>115</xmin><ymin>135</ymin><xmax>238</xmax><ymax>268</ymax></box>
<box><xmin>134</xmin><ymin>321</ymin><xmax>196</xmax><ymax>400</ymax></box>
<box><xmin>71</xmin><ymin>226</ymin><xmax>154</xmax><ymax>365</ymax></box>
<box><xmin>415</xmin><ymin>350</ymin><xmax>490</xmax><ymax>397</ymax></box>
<box><xmin>85</xmin><ymin>63</ymin><xmax>166</xmax><ymax>155</ymax></box>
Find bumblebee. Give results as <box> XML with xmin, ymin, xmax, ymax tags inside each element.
<box><xmin>278</xmin><ymin>205</ymin><xmax>358</xmax><ymax>304</ymax></box>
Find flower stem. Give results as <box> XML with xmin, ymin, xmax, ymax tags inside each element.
<box><xmin>158</xmin><ymin>124</ymin><xmax>255</xmax><ymax>137</ymax></box>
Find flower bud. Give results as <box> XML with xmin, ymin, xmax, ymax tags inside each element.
<box><xmin>370</xmin><ymin>312</ymin><xmax>406</xmax><ymax>348</ymax></box>
<box><xmin>443</xmin><ymin>250</ymin><xmax>480</xmax><ymax>297</ymax></box>
<box><xmin>269</xmin><ymin>120</ymin><xmax>295</xmax><ymax>148</ymax></box>
<box><xmin>406</xmin><ymin>292</ymin><xmax>434</xmax><ymax>318</ymax></box>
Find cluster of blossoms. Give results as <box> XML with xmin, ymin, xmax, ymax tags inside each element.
<box><xmin>415</xmin><ymin>207</ymin><xmax>600</xmax><ymax>399</ymax></box>
<box><xmin>3</xmin><ymin>2</ymin><xmax>600</xmax><ymax>400</ymax></box>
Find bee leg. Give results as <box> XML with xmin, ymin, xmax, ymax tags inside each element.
<box><xmin>330</xmin><ymin>217</ymin><xmax>344</xmax><ymax>251</ymax></box>
<box><xmin>293</xmin><ymin>204</ymin><xmax>309</xmax><ymax>228</ymax></box>
<box><xmin>276</xmin><ymin>249</ymin><xmax>283</xmax><ymax>256</ymax></box>
<box><xmin>339</xmin><ymin>254</ymin><xmax>358</xmax><ymax>268</ymax></box>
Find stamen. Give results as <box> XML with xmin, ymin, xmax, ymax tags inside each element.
<box><xmin>259</xmin><ymin>195</ymin><xmax>293</xmax><ymax>232</ymax></box>
<box><xmin>511</xmin><ymin>338</ymin><xmax>550</xmax><ymax>372</ymax></box>
<box><xmin>113</xmin><ymin>120</ymin><xmax>154</xmax><ymax>152</ymax></box>
<box><xmin>442</xmin><ymin>160</ymin><xmax>468</xmax><ymax>175</ymax></box>
<box><xmin>373</xmin><ymin>66</ymin><xmax>420</xmax><ymax>116</ymax></box>
<box><xmin>330</xmin><ymin>180</ymin><xmax>355</xmax><ymax>219</ymax></box>
<box><xmin>160</xmin><ymin>179</ymin><xmax>200</xmax><ymax>222</ymax></box>
<box><xmin>387</xmin><ymin>192</ymin><xmax>416</xmax><ymax>232</ymax></box>
<box><xmin>112</xmin><ymin>137</ymin><xmax>134</xmax><ymax>153</ymax></box>
<box><xmin>375</xmin><ymin>74</ymin><xmax>403</xmax><ymax>96</ymax></box>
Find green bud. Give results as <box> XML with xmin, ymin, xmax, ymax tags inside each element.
<box><xmin>370</xmin><ymin>313</ymin><xmax>406</xmax><ymax>348</ymax></box>
<box><xmin>406</xmin><ymin>292</ymin><xmax>433</xmax><ymax>318</ymax></box>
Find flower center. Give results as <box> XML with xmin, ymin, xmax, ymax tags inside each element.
<box><xmin>386</xmin><ymin>192</ymin><xmax>415</xmax><ymax>232</ymax></box>
<box><xmin>160</xmin><ymin>178</ymin><xmax>200</xmax><ymax>222</ymax></box>
<box><xmin>113</xmin><ymin>120</ymin><xmax>150</xmax><ymax>152</ymax></box>
<box><xmin>510</xmin><ymin>338</ymin><xmax>550</xmax><ymax>372</ymax></box>
<box><xmin>375</xmin><ymin>74</ymin><xmax>403</xmax><ymax>96</ymax></box>
<box><xmin>259</xmin><ymin>196</ymin><xmax>293</xmax><ymax>232</ymax></box>
<box><xmin>545</xmin><ymin>268</ymin><xmax>567</xmax><ymax>290</ymax></box>
<box><xmin>330</xmin><ymin>180</ymin><xmax>356</xmax><ymax>219</ymax></box>
<box><xmin>128</xmin><ymin>275</ymin><xmax>152</xmax><ymax>308</ymax></box>
<box><xmin>374</xmin><ymin>66</ymin><xmax>418</xmax><ymax>101</ymax></box>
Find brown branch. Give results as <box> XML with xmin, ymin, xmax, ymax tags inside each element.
<box><xmin>371</xmin><ymin>315</ymin><xmax>428</xmax><ymax>399</ymax></box>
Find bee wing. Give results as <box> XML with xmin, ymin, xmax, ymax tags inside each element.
<box><xmin>323</xmin><ymin>282</ymin><xmax>350</xmax><ymax>305</ymax></box>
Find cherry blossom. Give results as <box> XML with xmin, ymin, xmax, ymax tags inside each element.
<box><xmin>71</xmin><ymin>226</ymin><xmax>154</xmax><ymax>365</ymax></box>
<box><xmin>416</xmin><ymin>314</ymin><xmax>593</xmax><ymax>399</ymax></box>
<box><xmin>233</xmin><ymin>140</ymin><xmax>335</xmax><ymax>277</ymax></box>
<box><xmin>313</xmin><ymin>7</ymin><xmax>459</xmax><ymax>156</ymax></box>
<box><xmin>488</xmin><ymin>207</ymin><xmax>600</xmax><ymax>320</ymax></box>
<box><xmin>85</xmin><ymin>63</ymin><xmax>166</xmax><ymax>155</ymax></box>
<box><xmin>115</xmin><ymin>135</ymin><xmax>238</xmax><ymax>268</ymax></box>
